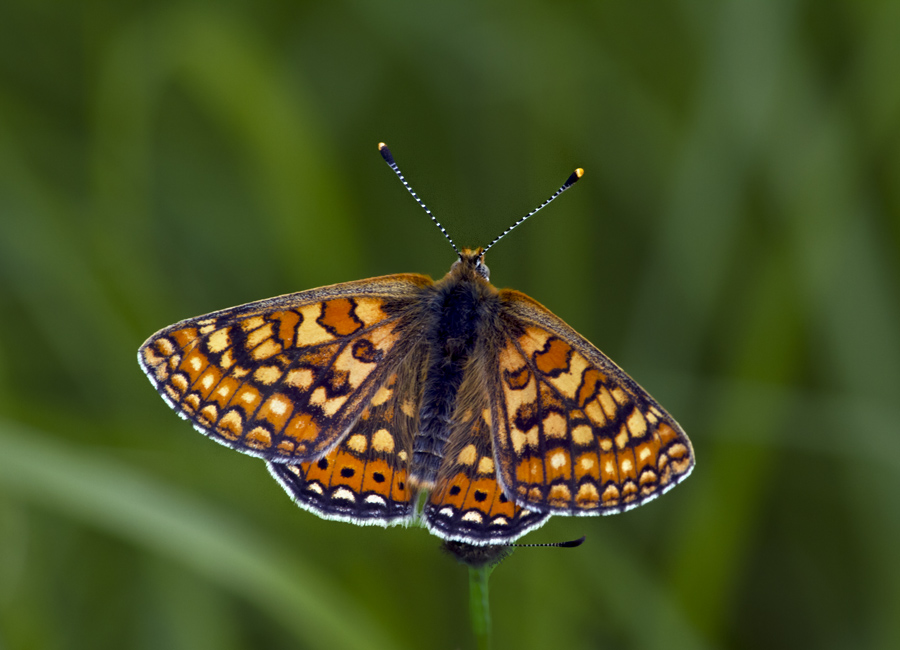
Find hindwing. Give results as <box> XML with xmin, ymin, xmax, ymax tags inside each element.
<box><xmin>269</xmin><ymin>356</ymin><xmax>426</xmax><ymax>524</ymax></box>
<box><xmin>423</xmin><ymin>363</ymin><xmax>550</xmax><ymax>544</ymax></box>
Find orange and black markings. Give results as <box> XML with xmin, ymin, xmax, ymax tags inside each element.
<box><xmin>140</xmin><ymin>230</ymin><xmax>693</xmax><ymax>546</ymax></box>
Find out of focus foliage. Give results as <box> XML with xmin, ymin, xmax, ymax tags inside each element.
<box><xmin>1</xmin><ymin>1</ymin><xmax>898</xmax><ymax>649</ymax></box>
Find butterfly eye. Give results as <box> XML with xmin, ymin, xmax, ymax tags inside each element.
<box><xmin>475</xmin><ymin>259</ymin><xmax>490</xmax><ymax>280</ymax></box>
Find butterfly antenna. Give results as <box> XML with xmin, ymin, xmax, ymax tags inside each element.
<box><xmin>511</xmin><ymin>536</ymin><xmax>586</xmax><ymax>549</ymax></box>
<box><xmin>378</xmin><ymin>142</ymin><xmax>461</xmax><ymax>258</ymax></box>
<box><xmin>442</xmin><ymin>536</ymin><xmax>585</xmax><ymax>568</ymax></box>
<box><xmin>482</xmin><ymin>167</ymin><xmax>584</xmax><ymax>256</ymax></box>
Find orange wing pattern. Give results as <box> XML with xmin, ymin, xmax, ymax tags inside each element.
<box><xmin>138</xmin><ymin>275</ymin><xmax>431</xmax><ymax>463</ymax></box>
<box><xmin>490</xmin><ymin>290</ymin><xmax>694</xmax><ymax>515</ymax></box>
<box><xmin>139</xmin><ymin>144</ymin><xmax>695</xmax><ymax>548</ymax></box>
<box><xmin>423</xmin><ymin>370</ymin><xmax>550</xmax><ymax>543</ymax></box>
<box><xmin>139</xmin><ymin>262</ymin><xmax>693</xmax><ymax>544</ymax></box>
<box><xmin>269</xmin><ymin>365</ymin><xmax>424</xmax><ymax>525</ymax></box>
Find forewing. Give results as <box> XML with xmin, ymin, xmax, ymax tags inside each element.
<box><xmin>269</xmin><ymin>359</ymin><xmax>425</xmax><ymax>525</ymax></box>
<box><xmin>491</xmin><ymin>290</ymin><xmax>694</xmax><ymax>514</ymax></box>
<box><xmin>138</xmin><ymin>274</ymin><xmax>432</xmax><ymax>462</ymax></box>
<box><xmin>424</xmin><ymin>365</ymin><xmax>550</xmax><ymax>544</ymax></box>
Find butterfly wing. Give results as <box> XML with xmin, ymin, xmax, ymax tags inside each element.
<box><xmin>490</xmin><ymin>290</ymin><xmax>694</xmax><ymax>515</ymax></box>
<box><xmin>138</xmin><ymin>274</ymin><xmax>432</xmax><ymax>463</ymax></box>
<box><xmin>422</xmin><ymin>366</ymin><xmax>550</xmax><ymax>544</ymax></box>
<box><xmin>268</xmin><ymin>358</ymin><xmax>426</xmax><ymax>525</ymax></box>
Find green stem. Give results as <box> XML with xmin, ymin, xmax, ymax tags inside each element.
<box><xmin>468</xmin><ymin>564</ymin><xmax>494</xmax><ymax>650</ymax></box>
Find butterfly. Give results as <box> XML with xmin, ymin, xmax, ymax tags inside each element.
<box><xmin>138</xmin><ymin>143</ymin><xmax>694</xmax><ymax>546</ymax></box>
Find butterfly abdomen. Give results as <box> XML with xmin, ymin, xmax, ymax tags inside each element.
<box><xmin>411</xmin><ymin>273</ymin><xmax>500</xmax><ymax>488</ymax></box>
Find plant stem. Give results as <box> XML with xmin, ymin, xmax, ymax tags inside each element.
<box><xmin>468</xmin><ymin>564</ymin><xmax>494</xmax><ymax>650</ymax></box>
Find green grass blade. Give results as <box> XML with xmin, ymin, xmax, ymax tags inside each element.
<box><xmin>0</xmin><ymin>419</ymin><xmax>406</xmax><ymax>650</ymax></box>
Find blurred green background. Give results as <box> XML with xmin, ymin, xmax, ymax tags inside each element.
<box><xmin>1</xmin><ymin>1</ymin><xmax>898</xmax><ymax>649</ymax></box>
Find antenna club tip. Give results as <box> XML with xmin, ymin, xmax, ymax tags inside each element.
<box><xmin>378</xmin><ymin>142</ymin><xmax>395</xmax><ymax>165</ymax></box>
<box><xmin>564</xmin><ymin>168</ymin><xmax>584</xmax><ymax>187</ymax></box>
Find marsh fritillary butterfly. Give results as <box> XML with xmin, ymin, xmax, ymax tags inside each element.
<box><xmin>138</xmin><ymin>143</ymin><xmax>694</xmax><ymax>545</ymax></box>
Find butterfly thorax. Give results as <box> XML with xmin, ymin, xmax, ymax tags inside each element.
<box><xmin>409</xmin><ymin>249</ymin><xmax>499</xmax><ymax>489</ymax></box>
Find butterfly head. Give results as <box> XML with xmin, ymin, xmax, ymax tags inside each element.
<box><xmin>451</xmin><ymin>247</ymin><xmax>490</xmax><ymax>282</ymax></box>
